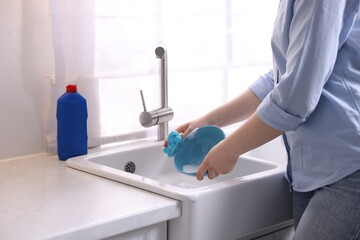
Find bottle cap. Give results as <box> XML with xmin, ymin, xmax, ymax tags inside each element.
<box><xmin>66</xmin><ymin>85</ymin><xmax>77</xmax><ymax>93</ymax></box>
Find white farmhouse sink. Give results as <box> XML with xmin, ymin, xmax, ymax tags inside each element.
<box><xmin>67</xmin><ymin>139</ymin><xmax>292</xmax><ymax>240</ymax></box>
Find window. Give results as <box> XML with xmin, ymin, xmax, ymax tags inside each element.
<box><xmin>48</xmin><ymin>0</ymin><xmax>278</xmax><ymax>151</ymax></box>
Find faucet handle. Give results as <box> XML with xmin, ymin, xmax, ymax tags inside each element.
<box><xmin>139</xmin><ymin>90</ymin><xmax>174</xmax><ymax>128</ymax></box>
<box><xmin>139</xmin><ymin>90</ymin><xmax>158</xmax><ymax>127</ymax></box>
<box><xmin>140</xmin><ymin>90</ymin><xmax>147</xmax><ymax>112</ymax></box>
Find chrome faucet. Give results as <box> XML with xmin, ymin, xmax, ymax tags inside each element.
<box><xmin>139</xmin><ymin>43</ymin><xmax>174</xmax><ymax>141</ymax></box>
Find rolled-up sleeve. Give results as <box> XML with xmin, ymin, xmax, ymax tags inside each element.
<box><xmin>249</xmin><ymin>70</ymin><xmax>274</xmax><ymax>101</ymax></box>
<box><xmin>256</xmin><ymin>0</ymin><xmax>360</xmax><ymax>132</ymax></box>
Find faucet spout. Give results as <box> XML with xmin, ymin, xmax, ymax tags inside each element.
<box><xmin>155</xmin><ymin>43</ymin><xmax>169</xmax><ymax>140</ymax></box>
<box><xmin>139</xmin><ymin>43</ymin><xmax>174</xmax><ymax>141</ymax></box>
<box><xmin>155</xmin><ymin>43</ymin><xmax>168</xmax><ymax>106</ymax></box>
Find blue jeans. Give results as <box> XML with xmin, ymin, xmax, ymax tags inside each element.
<box><xmin>292</xmin><ymin>170</ymin><xmax>360</xmax><ymax>240</ymax></box>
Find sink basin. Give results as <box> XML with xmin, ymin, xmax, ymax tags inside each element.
<box><xmin>67</xmin><ymin>139</ymin><xmax>292</xmax><ymax>240</ymax></box>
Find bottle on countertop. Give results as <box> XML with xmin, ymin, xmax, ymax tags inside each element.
<box><xmin>57</xmin><ymin>84</ymin><xmax>88</xmax><ymax>160</ymax></box>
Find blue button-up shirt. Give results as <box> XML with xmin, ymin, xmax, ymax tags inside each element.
<box><xmin>250</xmin><ymin>0</ymin><xmax>360</xmax><ymax>192</ymax></box>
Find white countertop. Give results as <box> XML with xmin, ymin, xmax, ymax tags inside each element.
<box><xmin>0</xmin><ymin>153</ymin><xmax>181</xmax><ymax>240</ymax></box>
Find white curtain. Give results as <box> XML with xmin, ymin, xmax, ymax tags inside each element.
<box><xmin>47</xmin><ymin>0</ymin><xmax>277</xmax><ymax>153</ymax></box>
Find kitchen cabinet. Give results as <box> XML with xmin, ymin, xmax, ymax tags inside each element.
<box><xmin>105</xmin><ymin>222</ymin><xmax>166</xmax><ymax>240</ymax></box>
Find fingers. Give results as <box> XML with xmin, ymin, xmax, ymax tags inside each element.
<box><xmin>176</xmin><ymin>123</ymin><xmax>192</xmax><ymax>139</ymax></box>
<box><xmin>196</xmin><ymin>163</ymin><xmax>207</xmax><ymax>180</ymax></box>
<box><xmin>164</xmin><ymin>122</ymin><xmax>190</xmax><ymax>147</ymax></box>
<box><xmin>175</xmin><ymin>123</ymin><xmax>190</xmax><ymax>134</ymax></box>
<box><xmin>163</xmin><ymin>139</ymin><xmax>168</xmax><ymax>147</ymax></box>
<box><xmin>208</xmin><ymin>171</ymin><xmax>219</xmax><ymax>179</ymax></box>
<box><xmin>196</xmin><ymin>162</ymin><xmax>219</xmax><ymax>181</ymax></box>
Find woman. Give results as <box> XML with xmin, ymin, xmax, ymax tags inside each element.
<box><xmin>170</xmin><ymin>1</ymin><xmax>360</xmax><ymax>239</ymax></box>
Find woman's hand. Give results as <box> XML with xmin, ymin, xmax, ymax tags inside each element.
<box><xmin>163</xmin><ymin>118</ymin><xmax>210</xmax><ymax>147</ymax></box>
<box><xmin>196</xmin><ymin>139</ymin><xmax>239</xmax><ymax>180</ymax></box>
<box><xmin>175</xmin><ymin>118</ymin><xmax>210</xmax><ymax>138</ymax></box>
<box><xmin>164</xmin><ymin>89</ymin><xmax>261</xmax><ymax>147</ymax></box>
<box><xmin>196</xmin><ymin>114</ymin><xmax>284</xmax><ymax>181</ymax></box>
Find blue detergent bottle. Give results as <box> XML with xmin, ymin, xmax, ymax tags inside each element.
<box><xmin>57</xmin><ymin>85</ymin><xmax>88</xmax><ymax>160</ymax></box>
<box><xmin>163</xmin><ymin>125</ymin><xmax>225</xmax><ymax>176</ymax></box>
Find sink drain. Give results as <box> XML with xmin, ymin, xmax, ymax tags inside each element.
<box><xmin>124</xmin><ymin>161</ymin><xmax>136</xmax><ymax>173</ymax></box>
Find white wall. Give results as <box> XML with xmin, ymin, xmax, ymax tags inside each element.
<box><xmin>0</xmin><ymin>0</ymin><xmax>54</xmax><ymax>160</ymax></box>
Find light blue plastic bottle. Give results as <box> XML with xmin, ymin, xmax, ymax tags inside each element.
<box><xmin>163</xmin><ymin>125</ymin><xmax>225</xmax><ymax>176</ymax></box>
<box><xmin>57</xmin><ymin>85</ymin><xmax>88</xmax><ymax>160</ymax></box>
